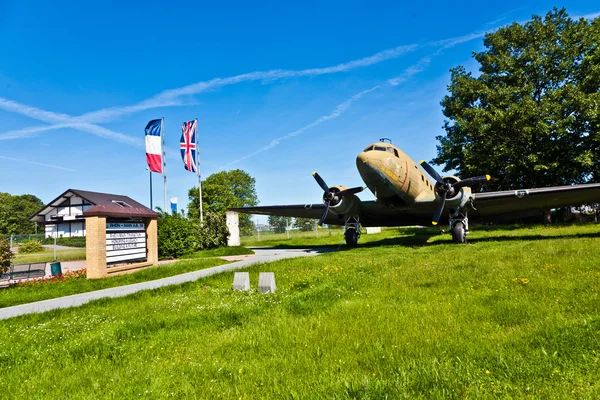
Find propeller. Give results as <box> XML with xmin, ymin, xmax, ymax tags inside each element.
<box><xmin>312</xmin><ymin>172</ymin><xmax>363</xmax><ymax>227</ymax></box>
<box><xmin>419</xmin><ymin>161</ymin><xmax>490</xmax><ymax>226</ymax></box>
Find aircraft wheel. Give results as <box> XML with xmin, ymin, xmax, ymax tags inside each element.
<box><xmin>451</xmin><ymin>221</ymin><xmax>466</xmax><ymax>244</ymax></box>
<box><xmin>345</xmin><ymin>229</ymin><xmax>359</xmax><ymax>247</ymax></box>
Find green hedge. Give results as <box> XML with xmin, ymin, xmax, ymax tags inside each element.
<box><xmin>42</xmin><ymin>236</ymin><xmax>87</xmax><ymax>248</ymax></box>
<box><xmin>157</xmin><ymin>212</ymin><xmax>229</xmax><ymax>259</ymax></box>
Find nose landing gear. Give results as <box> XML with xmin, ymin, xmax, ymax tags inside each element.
<box><xmin>449</xmin><ymin>214</ymin><xmax>468</xmax><ymax>244</ymax></box>
<box><xmin>344</xmin><ymin>217</ymin><xmax>361</xmax><ymax>247</ymax></box>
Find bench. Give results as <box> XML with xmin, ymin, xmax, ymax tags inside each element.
<box><xmin>4</xmin><ymin>262</ymin><xmax>47</xmax><ymax>280</ymax></box>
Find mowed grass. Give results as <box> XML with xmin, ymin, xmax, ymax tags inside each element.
<box><xmin>0</xmin><ymin>258</ymin><xmax>229</xmax><ymax>309</ymax></box>
<box><xmin>241</xmin><ymin>227</ymin><xmax>346</xmax><ymax>247</ymax></box>
<box><xmin>0</xmin><ymin>224</ymin><xmax>599</xmax><ymax>398</ymax></box>
<box><xmin>180</xmin><ymin>246</ymin><xmax>255</xmax><ymax>259</ymax></box>
<box><xmin>13</xmin><ymin>248</ymin><xmax>86</xmax><ymax>264</ymax></box>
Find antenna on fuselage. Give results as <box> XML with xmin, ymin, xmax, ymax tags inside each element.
<box><xmin>379</xmin><ymin>138</ymin><xmax>392</xmax><ymax>144</ymax></box>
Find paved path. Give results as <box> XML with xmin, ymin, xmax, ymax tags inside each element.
<box><xmin>0</xmin><ymin>247</ymin><xmax>329</xmax><ymax>320</ymax></box>
<box><xmin>42</xmin><ymin>244</ymin><xmax>80</xmax><ymax>251</ymax></box>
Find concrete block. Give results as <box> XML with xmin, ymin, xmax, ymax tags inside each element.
<box><xmin>258</xmin><ymin>272</ymin><xmax>276</xmax><ymax>293</ymax></box>
<box><xmin>233</xmin><ymin>272</ymin><xmax>250</xmax><ymax>291</ymax></box>
<box><xmin>365</xmin><ymin>227</ymin><xmax>381</xmax><ymax>234</ymax></box>
<box><xmin>226</xmin><ymin>211</ymin><xmax>240</xmax><ymax>246</ymax></box>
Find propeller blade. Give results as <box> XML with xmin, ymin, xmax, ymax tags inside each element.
<box><xmin>432</xmin><ymin>192</ymin><xmax>447</xmax><ymax>226</ymax></box>
<box><xmin>453</xmin><ymin>175</ymin><xmax>491</xmax><ymax>189</ymax></box>
<box><xmin>312</xmin><ymin>171</ymin><xmax>330</xmax><ymax>193</ymax></box>
<box><xmin>419</xmin><ymin>160</ymin><xmax>445</xmax><ymax>184</ymax></box>
<box><xmin>318</xmin><ymin>201</ymin><xmax>330</xmax><ymax>227</ymax></box>
<box><xmin>336</xmin><ymin>186</ymin><xmax>364</xmax><ymax>198</ymax></box>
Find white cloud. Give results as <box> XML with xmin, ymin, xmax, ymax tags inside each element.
<box><xmin>0</xmin><ymin>155</ymin><xmax>76</xmax><ymax>171</ymax></box>
<box><xmin>0</xmin><ymin>98</ymin><xmax>142</xmax><ymax>146</ymax></box>
<box><xmin>220</xmin><ymin>86</ymin><xmax>382</xmax><ymax>169</ymax></box>
<box><xmin>5</xmin><ymin>10</ymin><xmax>598</xmax><ymax>146</ymax></box>
<box><xmin>0</xmin><ymin>43</ymin><xmax>420</xmax><ymax>142</ymax></box>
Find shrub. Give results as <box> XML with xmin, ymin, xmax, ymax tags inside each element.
<box><xmin>42</xmin><ymin>236</ymin><xmax>87</xmax><ymax>247</ymax></box>
<box><xmin>18</xmin><ymin>240</ymin><xmax>44</xmax><ymax>254</ymax></box>
<box><xmin>199</xmin><ymin>212</ymin><xmax>229</xmax><ymax>249</ymax></box>
<box><xmin>0</xmin><ymin>238</ymin><xmax>13</xmax><ymax>273</ymax></box>
<box><xmin>157</xmin><ymin>213</ymin><xmax>200</xmax><ymax>259</ymax></box>
<box><xmin>157</xmin><ymin>212</ymin><xmax>230</xmax><ymax>259</ymax></box>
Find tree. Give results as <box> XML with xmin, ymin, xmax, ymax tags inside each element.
<box><xmin>294</xmin><ymin>217</ymin><xmax>315</xmax><ymax>232</ymax></box>
<box><xmin>0</xmin><ymin>193</ymin><xmax>44</xmax><ymax>234</ymax></box>
<box><xmin>188</xmin><ymin>169</ymin><xmax>258</xmax><ymax>234</ymax></box>
<box><xmin>0</xmin><ymin>238</ymin><xmax>13</xmax><ymax>273</ymax></box>
<box><xmin>268</xmin><ymin>215</ymin><xmax>291</xmax><ymax>233</ymax></box>
<box><xmin>434</xmin><ymin>9</ymin><xmax>600</xmax><ymax>223</ymax></box>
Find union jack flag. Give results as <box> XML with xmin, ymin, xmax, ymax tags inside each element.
<box><xmin>180</xmin><ymin>120</ymin><xmax>197</xmax><ymax>173</ymax></box>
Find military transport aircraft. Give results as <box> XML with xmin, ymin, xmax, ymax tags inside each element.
<box><xmin>231</xmin><ymin>138</ymin><xmax>600</xmax><ymax>246</ymax></box>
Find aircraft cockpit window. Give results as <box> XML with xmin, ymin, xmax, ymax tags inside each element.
<box><xmin>373</xmin><ymin>146</ymin><xmax>387</xmax><ymax>151</ymax></box>
<box><xmin>386</xmin><ymin>147</ymin><xmax>394</xmax><ymax>154</ymax></box>
<box><xmin>394</xmin><ymin>149</ymin><xmax>399</xmax><ymax>158</ymax></box>
<box><xmin>364</xmin><ymin>145</ymin><xmax>374</xmax><ymax>152</ymax></box>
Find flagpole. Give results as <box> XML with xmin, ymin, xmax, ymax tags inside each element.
<box><xmin>162</xmin><ymin>117</ymin><xmax>167</xmax><ymax>212</ymax></box>
<box><xmin>147</xmin><ymin>167</ymin><xmax>153</xmax><ymax>210</ymax></box>
<box><xmin>196</xmin><ymin>118</ymin><xmax>204</xmax><ymax>223</ymax></box>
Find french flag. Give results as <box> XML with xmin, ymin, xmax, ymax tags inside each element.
<box><xmin>145</xmin><ymin>119</ymin><xmax>163</xmax><ymax>173</ymax></box>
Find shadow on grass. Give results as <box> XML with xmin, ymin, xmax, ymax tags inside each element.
<box><xmin>249</xmin><ymin>226</ymin><xmax>600</xmax><ymax>250</ymax></box>
<box><xmin>467</xmin><ymin>231</ymin><xmax>600</xmax><ymax>244</ymax></box>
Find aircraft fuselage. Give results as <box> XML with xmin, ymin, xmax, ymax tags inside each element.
<box><xmin>356</xmin><ymin>141</ymin><xmax>436</xmax><ymax>207</ymax></box>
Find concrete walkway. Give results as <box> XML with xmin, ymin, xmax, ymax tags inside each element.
<box><xmin>0</xmin><ymin>247</ymin><xmax>329</xmax><ymax>320</ymax></box>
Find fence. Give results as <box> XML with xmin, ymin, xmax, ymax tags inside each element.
<box><xmin>0</xmin><ymin>234</ymin><xmax>45</xmax><ymax>246</ymax></box>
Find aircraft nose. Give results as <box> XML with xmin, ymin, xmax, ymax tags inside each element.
<box><xmin>356</xmin><ymin>151</ymin><xmax>370</xmax><ymax>165</ymax></box>
<box><xmin>356</xmin><ymin>151</ymin><xmax>377</xmax><ymax>175</ymax></box>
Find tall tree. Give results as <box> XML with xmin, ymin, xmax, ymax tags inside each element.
<box><xmin>0</xmin><ymin>193</ymin><xmax>44</xmax><ymax>234</ymax></box>
<box><xmin>188</xmin><ymin>169</ymin><xmax>258</xmax><ymax>234</ymax></box>
<box><xmin>434</xmin><ymin>9</ymin><xmax>600</xmax><ymax>222</ymax></box>
<box><xmin>294</xmin><ymin>217</ymin><xmax>315</xmax><ymax>232</ymax></box>
<box><xmin>268</xmin><ymin>215</ymin><xmax>292</xmax><ymax>233</ymax></box>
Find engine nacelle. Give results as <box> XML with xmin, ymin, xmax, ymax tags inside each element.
<box><xmin>438</xmin><ymin>176</ymin><xmax>472</xmax><ymax>211</ymax></box>
<box><xmin>326</xmin><ymin>185</ymin><xmax>361</xmax><ymax>216</ymax></box>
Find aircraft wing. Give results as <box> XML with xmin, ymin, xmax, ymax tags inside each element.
<box><xmin>229</xmin><ymin>204</ymin><xmax>326</xmax><ymax>220</ymax></box>
<box><xmin>229</xmin><ymin>201</ymin><xmax>434</xmax><ymax>227</ymax></box>
<box><xmin>230</xmin><ymin>182</ymin><xmax>600</xmax><ymax>228</ymax></box>
<box><xmin>470</xmin><ymin>183</ymin><xmax>600</xmax><ymax>219</ymax></box>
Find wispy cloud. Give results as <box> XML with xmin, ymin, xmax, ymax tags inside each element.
<box><xmin>581</xmin><ymin>11</ymin><xmax>600</xmax><ymax>20</ymax></box>
<box><xmin>5</xmin><ymin>11</ymin><xmax>598</xmax><ymax>146</ymax></box>
<box><xmin>220</xmin><ymin>86</ymin><xmax>381</xmax><ymax>169</ymax></box>
<box><xmin>0</xmin><ymin>155</ymin><xmax>76</xmax><ymax>171</ymax></box>
<box><xmin>387</xmin><ymin>55</ymin><xmax>434</xmax><ymax>86</ymax></box>
<box><xmin>0</xmin><ymin>28</ymin><xmax>497</xmax><ymax>142</ymax></box>
<box><xmin>0</xmin><ymin>44</ymin><xmax>420</xmax><ymax>142</ymax></box>
<box><xmin>0</xmin><ymin>98</ymin><xmax>142</xmax><ymax>146</ymax></box>
<box><xmin>221</xmin><ymin>48</ymin><xmax>455</xmax><ymax>168</ymax></box>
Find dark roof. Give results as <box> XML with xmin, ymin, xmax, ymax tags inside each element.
<box><xmin>30</xmin><ymin>189</ymin><xmax>158</xmax><ymax>222</ymax></box>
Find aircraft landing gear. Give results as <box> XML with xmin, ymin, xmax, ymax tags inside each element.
<box><xmin>449</xmin><ymin>213</ymin><xmax>468</xmax><ymax>244</ymax></box>
<box><xmin>344</xmin><ymin>217</ymin><xmax>361</xmax><ymax>247</ymax></box>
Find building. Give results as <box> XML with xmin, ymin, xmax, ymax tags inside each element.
<box><xmin>30</xmin><ymin>189</ymin><xmax>155</xmax><ymax>238</ymax></box>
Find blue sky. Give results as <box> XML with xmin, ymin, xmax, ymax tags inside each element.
<box><xmin>1</xmin><ymin>1</ymin><xmax>598</xmax><ymax>221</ymax></box>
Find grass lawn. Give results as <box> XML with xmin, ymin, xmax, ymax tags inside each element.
<box><xmin>13</xmin><ymin>248</ymin><xmax>87</xmax><ymax>264</ymax></box>
<box><xmin>0</xmin><ymin>258</ymin><xmax>229</xmax><ymax>309</ymax></box>
<box><xmin>180</xmin><ymin>246</ymin><xmax>255</xmax><ymax>259</ymax></box>
<box><xmin>0</xmin><ymin>224</ymin><xmax>599</xmax><ymax>398</ymax></box>
<box><xmin>241</xmin><ymin>227</ymin><xmax>345</xmax><ymax>247</ymax></box>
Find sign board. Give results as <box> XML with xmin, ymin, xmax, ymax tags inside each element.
<box><xmin>106</xmin><ymin>223</ymin><xmax>147</xmax><ymax>264</ymax></box>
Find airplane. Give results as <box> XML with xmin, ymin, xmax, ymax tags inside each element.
<box><xmin>230</xmin><ymin>138</ymin><xmax>600</xmax><ymax>246</ymax></box>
